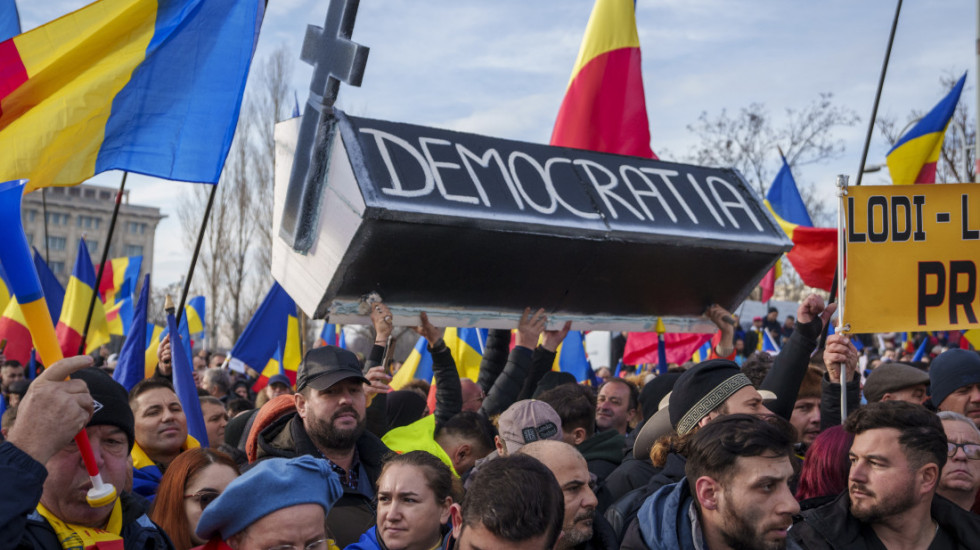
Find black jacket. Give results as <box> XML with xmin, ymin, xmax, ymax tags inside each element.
<box><xmin>820</xmin><ymin>372</ymin><xmax>861</xmax><ymax>431</ymax></box>
<box><xmin>760</xmin><ymin>316</ymin><xmax>823</xmax><ymax>421</ymax></box>
<box><xmin>789</xmin><ymin>491</ymin><xmax>980</xmax><ymax>549</ymax></box>
<box><xmin>253</xmin><ymin>412</ymin><xmax>391</xmax><ymax>548</ymax></box>
<box><xmin>0</xmin><ymin>442</ymin><xmax>174</xmax><ymax>550</ymax></box>
<box><xmin>596</xmin><ymin>454</ymin><xmax>658</xmax><ymax>515</ymax></box>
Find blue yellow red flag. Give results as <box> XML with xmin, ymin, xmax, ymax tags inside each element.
<box><xmin>887</xmin><ymin>73</ymin><xmax>966</xmax><ymax>185</ymax></box>
<box><xmin>55</xmin><ymin>239</ymin><xmax>109</xmax><ymax>356</ymax></box>
<box><xmin>0</xmin><ymin>0</ymin><xmax>265</xmax><ymax>191</ymax></box>
<box><xmin>391</xmin><ymin>328</ymin><xmax>487</xmax><ymax>390</ymax></box>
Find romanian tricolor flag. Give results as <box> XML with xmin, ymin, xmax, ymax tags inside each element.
<box><xmin>253</xmin><ymin>313</ymin><xmax>301</xmax><ymax>393</ymax></box>
<box><xmin>550</xmin><ymin>0</ymin><xmax>656</xmax><ymax>159</ymax></box>
<box><xmin>391</xmin><ymin>328</ymin><xmax>487</xmax><ymax>390</ymax></box>
<box><xmin>0</xmin><ymin>0</ymin><xmax>265</xmax><ymax>191</ymax></box>
<box><xmin>99</xmin><ymin>256</ymin><xmax>142</xmax><ymax>307</ymax></box>
<box><xmin>887</xmin><ymin>73</ymin><xmax>966</xmax><ymax>186</ymax></box>
<box><xmin>55</xmin><ymin>239</ymin><xmax>109</xmax><ymax>357</ymax></box>
<box><xmin>764</xmin><ymin>157</ymin><xmax>836</xmax><ymax>292</ymax></box>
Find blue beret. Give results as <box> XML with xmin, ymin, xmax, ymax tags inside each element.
<box><xmin>930</xmin><ymin>349</ymin><xmax>980</xmax><ymax>408</ymax></box>
<box><xmin>196</xmin><ymin>456</ymin><xmax>343</xmax><ymax>540</ymax></box>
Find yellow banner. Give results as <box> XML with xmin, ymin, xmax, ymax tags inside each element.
<box><xmin>844</xmin><ymin>184</ymin><xmax>980</xmax><ymax>333</ymax></box>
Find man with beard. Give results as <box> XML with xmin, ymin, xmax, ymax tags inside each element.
<box><xmin>930</xmin><ymin>349</ymin><xmax>980</xmax><ymax>427</ymax></box>
<box><xmin>252</xmin><ymin>345</ymin><xmax>392</xmax><ymax>547</ymax></box>
<box><xmin>621</xmin><ymin>414</ymin><xmax>800</xmax><ymax>550</ymax></box>
<box><xmin>791</xmin><ymin>401</ymin><xmax>980</xmax><ymax>549</ymax></box>
<box><xmin>520</xmin><ymin>440</ymin><xmax>618</xmax><ymax>550</ymax></box>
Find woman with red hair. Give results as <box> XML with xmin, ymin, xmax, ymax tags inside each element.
<box><xmin>151</xmin><ymin>448</ymin><xmax>240</xmax><ymax>550</ymax></box>
<box><xmin>795</xmin><ymin>425</ymin><xmax>854</xmax><ymax>507</ymax></box>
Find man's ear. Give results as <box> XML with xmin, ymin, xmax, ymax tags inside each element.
<box><xmin>294</xmin><ymin>392</ymin><xmax>307</xmax><ymax>419</ymax></box>
<box><xmin>694</xmin><ymin>476</ymin><xmax>720</xmax><ymax>511</ymax></box>
<box><xmin>450</xmin><ymin>503</ymin><xmax>464</xmax><ymax>538</ymax></box>
<box><xmin>918</xmin><ymin>463</ymin><xmax>940</xmax><ymax>495</ymax></box>
<box><xmin>494</xmin><ymin>435</ymin><xmax>507</xmax><ymax>456</ymax></box>
<box><xmin>453</xmin><ymin>443</ymin><xmax>472</xmax><ymax>470</ymax></box>
<box><xmin>572</xmin><ymin>427</ymin><xmax>587</xmax><ymax>446</ymax></box>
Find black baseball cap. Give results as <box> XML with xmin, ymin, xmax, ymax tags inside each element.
<box><xmin>296</xmin><ymin>346</ymin><xmax>368</xmax><ymax>392</ymax></box>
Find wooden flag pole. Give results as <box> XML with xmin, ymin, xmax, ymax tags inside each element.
<box><xmin>79</xmin><ymin>171</ymin><xmax>128</xmax><ymax>356</ymax></box>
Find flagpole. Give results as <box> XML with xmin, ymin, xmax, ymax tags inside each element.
<box><xmin>176</xmin><ymin>184</ymin><xmax>217</xmax><ymax>327</ymax></box>
<box><xmin>855</xmin><ymin>0</ymin><xmax>903</xmax><ymax>187</ymax></box>
<box><xmin>835</xmin><ymin>175</ymin><xmax>850</xmax><ymax>424</ymax></box>
<box><xmin>79</xmin><ymin>171</ymin><xmax>128</xmax><ymax>355</ymax></box>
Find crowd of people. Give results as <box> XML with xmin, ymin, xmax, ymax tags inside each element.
<box><xmin>3</xmin><ymin>294</ymin><xmax>980</xmax><ymax>549</ymax></box>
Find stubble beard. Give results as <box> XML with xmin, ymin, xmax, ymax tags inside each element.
<box><xmin>849</xmin><ymin>481</ymin><xmax>917</xmax><ymax>524</ymax></box>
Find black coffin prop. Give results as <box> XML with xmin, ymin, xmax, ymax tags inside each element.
<box><xmin>271</xmin><ymin>110</ymin><xmax>792</xmax><ymax>332</ymax></box>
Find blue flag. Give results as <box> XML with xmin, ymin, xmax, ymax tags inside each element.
<box><xmin>766</xmin><ymin>155</ymin><xmax>813</xmax><ymax>227</ymax></box>
<box><xmin>114</xmin><ymin>274</ymin><xmax>150</xmax><ymax>391</ymax></box>
<box><xmin>167</xmin><ymin>304</ymin><xmax>208</xmax><ymax>447</ymax></box>
<box><xmin>0</xmin><ymin>0</ymin><xmax>20</xmax><ymax>43</ymax></box>
<box><xmin>27</xmin><ymin>348</ymin><xmax>35</xmax><ymax>380</ymax></box>
<box><xmin>33</xmin><ymin>249</ymin><xmax>65</xmax><ymax>322</ymax></box>
<box><xmin>657</xmin><ymin>333</ymin><xmax>668</xmax><ymax>375</ymax></box>
<box><xmin>292</xmin><ymin>91</ymin><xmax>300</xmax><ymax>118</ymax></box>
<box><xmin>912</xmin><ymin>336</ymin><xmax>930</xmax><ymax>362</ymax></box>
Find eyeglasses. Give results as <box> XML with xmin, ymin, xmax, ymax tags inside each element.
<box><xmin>183</xmin><ymin>489</ymin><xmax>221</xmax><ymax>509</ymax></box>
<box><xmin>255</xmin><ymin>538</ymin><xmax>330</xmax><ymax>550</ymax></box>
<box><xmin>947</xmin><ymin>442</ymin><xmax>980</xmax><ymax>460</ymax></box>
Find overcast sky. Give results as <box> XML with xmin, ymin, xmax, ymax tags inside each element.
<box><xmin>19</xmin><ymin>0</ymin><xmax>979</xmax><ymax>288</ymax></box>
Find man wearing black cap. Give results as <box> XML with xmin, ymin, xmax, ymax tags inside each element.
<box><xmin>253</xmin><ymin>344</ymin><xmax>392</xmax><ymax>548</ymax></box>
<box><xmin>0</xmin><ymin>356</ymin><xmax>173</xmax><ymax>549</ymax></box>
<box><xmin>931</xmin><ymin>349</ymin><xmax>980</xmax><ymax>427</ymax></box>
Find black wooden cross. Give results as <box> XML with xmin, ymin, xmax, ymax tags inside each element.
<box><xmin>280</xmin><ymin>0</ymin><xmax>370</xmax><ymax>252</ymax></box>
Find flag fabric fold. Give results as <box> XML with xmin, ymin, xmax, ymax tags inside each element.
<box><xmin>623</xmin><ymin>332</ymin><xmax>713</xmax><ymax>366</ymax></box>
<box><xmin>390</xmin><ymin>328</ymin><xmax>488</xmax><ymax>390</ymax></box>
<box><xmin>550</xmin><ymin>0</ymin><xmax>655</xmax><ymax>159</ymax></box>
<box><xmin>0</xmin><ymin>0</ymin><xmax>20</xmax><ymax>44</ymax></box>
<box><xmin>185</xmin><ymin>296</ymin><xmax>206</xmax><ymax>339</ymax></box>
<box><xmin>99</xmin><ymin>256</ymin><xmax>142</xmax><ymax>307</ymax></box>
<box><xmin>33</xmin><ymin>249</ymin><xmax>64</xmax><ymax>322</ymax></box>
<box><xmin>887</xmin><ymin>73</ymin><xmax>966</xmax><ymax>186</ymax></box>
<box><xmin>551</xmin><ymin>330</ymin><xmax>593</xmax><ymax>383</ymax></box>
<box><xmin>114</xmin><ymin>274</ymin><xmax>149</xmax><ymax>391</ymax></box>
<box><xmin>55</xmin><ymin>239</ymin><xmax>109</xmax><ymax>357</ymax></box>
<box><xmin>228</xmin><ymin>282</ymin><xmax>296</xmax><ymax>374</ymax></box>
<box><xmin>167</xmin><ymin>305</ymin><xmax>208</xmax><ymax>447</ymax></box>
<box><xmin>0</xmin><ymin>0</ymin><xmax>266</xmax><ymax>191</ymax></box>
